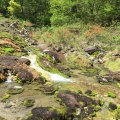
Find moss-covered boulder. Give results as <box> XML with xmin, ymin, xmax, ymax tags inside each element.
<box><xmin>56</xmin><ymin>90</ymin><xmax>102</xmax><ymax>119</ymax></box>
<box><xmin>7</xmin><ymin>88</ymin><xmax>24</xmax><ymax>95</ymax></box>
<box><xmin>26</xmin><ymin>107</ymin><xmax>67</xmax><ymax>120</ymax></box>
<box><xmin>39</xmin><ymin>84</ymin><xmax>58</xmax><ymax>95</ymax></box>
<box><xmin>23</xmin><ymin>99</ymin><xmax>35</xmax><ymax>107</ymax></box>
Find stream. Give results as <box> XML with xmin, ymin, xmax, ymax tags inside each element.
<box><xmin>22</xmin><ymin>53</ymin><xmax>74</xmax><ymax>83</ymax></box>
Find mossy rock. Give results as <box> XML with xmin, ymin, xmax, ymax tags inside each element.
<box><xmin>23</xmin><ymin>99</ymin><xmax>35</xmax><ymax>107</ymax></box>
<box><xmin>39</xmin><ymin>84</ymin><xmax>58</xmax><ymax>95</ymax></box>
<box><xmin>26</xmin><ymin>107</ymin><xmax>68</xmax><ymax>120</ymax></box>
<box><xmin>7</xmin><ymin>88</ymin><xmax>24</xmax><ymax>95</ymax></box>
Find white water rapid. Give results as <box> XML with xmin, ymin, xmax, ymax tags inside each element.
<box><xmin>6</xmin><ymin>70</ymin><xmax>13</xmax><ymax>83</ymax></box>
<box><xmin>22</xmin><ymin>53</ymin><xmax>74</xmax><ymax>82</ymax></box>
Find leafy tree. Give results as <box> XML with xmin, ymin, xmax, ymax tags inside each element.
<box><xmin>8</xmin><ymin>0</ymin><xmax>21</xmax><ymax>17</ymax></box>
<box><xmin>0</xmin><ymin>0</ymin><xmax>9</xmax><ymax>16</ymax></box>
<box><xmin>50</xmin><ymin>0</ymin><xmax>73</xmax><ymax>26</ymax></box>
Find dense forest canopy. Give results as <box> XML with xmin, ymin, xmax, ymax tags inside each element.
<box><xmin>0</xmin><ymin>0</ymin><xmax>120</xmax><ymax>27</ymax></box>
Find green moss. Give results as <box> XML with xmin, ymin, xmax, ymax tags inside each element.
<box><xmin>80</xmin><ymin>67</ymin><xmax>100</xmax><ymax>77</ymax></box>
<box><xmin>99</xmin><ymin>100</ymin><xmax>104</xmax><ymax>106</ymax></box>
<box><xmin>108</xmin><ymin>92</ymin><xmax>116</xmax><ymax>98</ymax></box>
<box><xmin>94</xmin><ymin>105</ymin><xmax>101</xmax><ymax>111</ymax></box>
<box><xmin>115</xmin><ymin>108</ymin><xmax>120</xmax><ymax>120</ymax></box>
<box><xmin>37</xmin><ymin>54</ymin><xmax>67</xmax><ymax>77</ymax></box>
<box><xmin>16</xmin><ymin>77</ymin><xmax>22</xmax><ymax>84</ymax></box>
<box><xmin>40</xmin><ymin>85</ymin><xmax>58</xmax><ymax>95</ymax></box>
<box><xmin>2</xmin><ymin>94</ymin><xmax>10</xmax><ymax>101</ymax></box>
<box><xmin>49</xmin><ymin>107</ymin><xmax>67</xmax><ymax>115</ymax></box>
<box><xmin>79</xmin><ymin>101</ymin><xmax>85</xmax><ymax>106</ymax></box>
<box><xmin>103</xmin><ymin>51</ymin><xmax>120</xmax><ymax>72</ymax></box>
<box><xmin>1</xmin><ymin>47</ymin><xmax>15</xmax><ymax>53</ymax></box>
<box><xmin>7</xmin><ymin>88</ymin><xmax>24</xmax><ymax>95</ymax></box>
<box><xmin>117</xmin><ymin>83</ymin><xmax>120</xmax><ymax>88</ymax></box>
<box><xmin>25</xmin><ymin>113</ymin><xmax>33</xmax><ymax>120</ymax></box>
<box><xmin>23</xmin><ymin>99</ymin><xmax>35</xmax><ymax>107</ymax></box>
<box><xmin>89</xmin><ymin>112</ymin><xmax>96</xmax><ymax>117</ymax></box>
<box><xmin>89</xmin><ymin>92</ymin><xmax>97</xmax><ymax>97</ymax></box>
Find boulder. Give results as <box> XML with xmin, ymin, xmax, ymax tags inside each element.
<box><xmin>38</xmin><ymin>43</ymin><xmax>49</xmax><ymax>51</ymax></box>
<box><xmin>17</xmin><ymin>69</ymin><xmax>33</xmax><ymax>83</ymax></box>
<box><xmin>0</xmin><ymin>55</ymin><xmax>45</xmax><ymax>83</ymax></box>
<box><xmin>43</xmin><ymin>50</ymin><xmax>66</xmax><ymax>63</ymax></box>
<box><xmin>26</xmin><ymin>107</ymin><xmax>66</xmax><ymax>120</ymax></box>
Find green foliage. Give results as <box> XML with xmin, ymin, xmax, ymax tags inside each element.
<box><xmin>50</xmin><ymin>0</ymin><xmax>120</xmax><ymax>26</ymax></box>
<box><xmin>8</xmin><ymin>0</ymin><xmax>21</xmax><ymax>17</ymax></box>
<box><xmin>50</xmin><ymin>0</ymin><xmax>73</xmax><ymax>26</ymax></box>
<box><xmin>1</xmin><ymin>0</ymin><xmax>120</xmax><ymax>26</ymax></box>
<box><xmin>0</xmin><ymin>0</ymin><xmax>9</xmax><ymax>16</ymax></box>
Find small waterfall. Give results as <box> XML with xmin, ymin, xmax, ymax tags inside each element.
<box><xmin>6</xmin><ymin>70</ymin><xmax>13</xmax><ymax>83</ymax></box>
<box><xmin>22</xmin><ymin>53</ymin><xmax>74</xmax><ymax>82</ymax></box>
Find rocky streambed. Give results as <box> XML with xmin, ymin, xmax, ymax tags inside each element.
<box><xmin>0</xmin><ymin>53</ymin><xmax>120</xmax><ymax>120</ymax></box>
<box><xmin>0</xmin><ymin>22</ymin><xmax>120</xmax><ymax>120</ymax></box>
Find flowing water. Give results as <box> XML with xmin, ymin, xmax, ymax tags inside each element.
<box><xmin>22</xmin><ymin>53</ymin><xmax>74</xmax><ymax>83</ymax></box>
<box><xmin>6</xmin><ymin>70</ymin><xmax>13</xmax><ymax>83</ymax></box>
